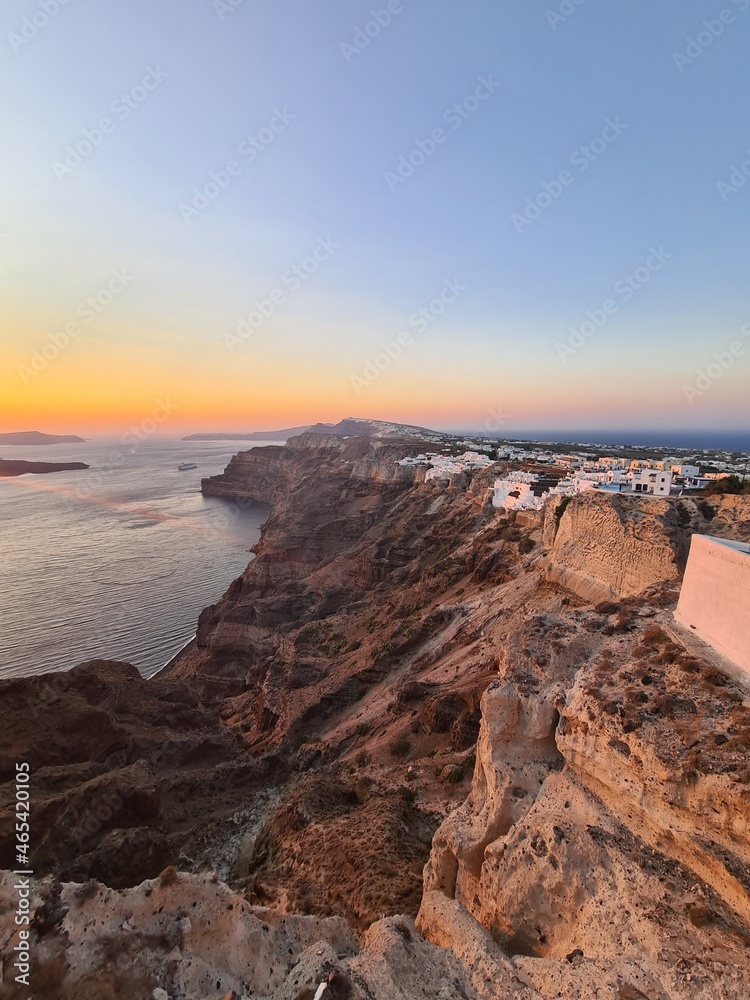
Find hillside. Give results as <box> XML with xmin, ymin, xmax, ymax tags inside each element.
<box><xmin>302</xmin><ymin>416</ymin><xmax>447</xmax><ymax>439</ymax></box>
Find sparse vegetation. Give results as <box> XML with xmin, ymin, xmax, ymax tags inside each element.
<box><xmin>701</xmin><ymin>475</ymin><xmax>750</xmax><ymax>495</ymax></box>
<box><xmin>389</xmin><ymin>736</ymin><xmax>412</xmax><ymax>759</ymax></box>
<box><xmin>498</xmin><ymin>525</ymin><xmax>522</xmax><ymax>542</ymax></box>
<box><xmin>363</xmin><ymin>614</ymin><xmax>378</xmax><ymax>633</ymax></box>
<box><xmin>444</xmin><ymin>765</ymin><xmax>465</xmax><ymax>785</ymax></box>
<box><xmin>158</xmin><ymin>866</ymin><xmax>179</xmax><ymax>888</ymax></box>
<box><xmin>354</xmin><ymin>777</ymin><xmax>374</xmax><ymax>803</ymax></box>
<box><xmin>372</xmin><ymin>639</ymin><xmax>395</xmax><ymax>661</ymax></box>
<box><xmin>641</xmin><ymin>624</ymin><xmax>669</xmax><ymax>646</ymax></box>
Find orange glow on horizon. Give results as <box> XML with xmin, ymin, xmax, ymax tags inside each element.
<box><xmin>2</xmin><ymin>320</ymin><xmax>747</xmax><ymax>436</ymax></box>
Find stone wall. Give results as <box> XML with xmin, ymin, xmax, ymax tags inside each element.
<box><xmin>675</xmin><ymin>533</ymin><xmax>750</xmax><ymax>673</ymax></box>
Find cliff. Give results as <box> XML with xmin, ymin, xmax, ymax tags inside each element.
<box><xmin>542</xmin><ymin>491</ymin><xmax>748</xmax><ymax>602</ymax></box>
<box><xmin>0</xmin><ymin>661</ymin><xmax>274</xmax><ymax>887</ymax></box>
<box><xmin>1</xmin><ymin>434</ymin><xmax>749</xmax><ymax>999</ymax></box>
<box><xmin>419</xmin><ymin>620</ymin><xmax>750</xmax><ymax>998</ymax></box>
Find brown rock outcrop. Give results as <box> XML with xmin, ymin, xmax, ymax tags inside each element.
<box><xmin>418</xmin><ymin>604</ymin><xmax>750</xmax><ymax>999</ymax></box>
<box><xmin>542</xmin><ymin>492</ymin><xmax>748</xmax><ymax>602</ymax></box>
<box><xmin>0</xmin><ymin>661</ymin><xmax>271</xmax><ymax>885</ymax></box>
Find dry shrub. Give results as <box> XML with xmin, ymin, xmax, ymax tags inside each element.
<box><xmin>354</xmin><ymin>777</ymin><xmax>374</xmax><ymax>803</ymax></box>
<box><xmin>389</xmin><ymin>736</ymin><xmax>412</xmax><ymax>759</ymax></box>
<box><xmin>158</xmin><ymin>866</ymin><xmax>179</xmax><ymax>888</ymax></box>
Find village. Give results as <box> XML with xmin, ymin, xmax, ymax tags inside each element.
<box><xmin>397</xmin><ymin>436</ymin><xmax>749</xmax><ymax>511</ymax></box>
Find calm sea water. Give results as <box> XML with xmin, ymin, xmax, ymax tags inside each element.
<box><xmin>0</xmin><ymin>438</ymin><xmax>272</xmax><ymax>679</ymax></box>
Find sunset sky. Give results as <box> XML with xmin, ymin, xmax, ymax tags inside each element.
<box><xmin>1</xmin><ymin>0</ymin><xmax>748</xmax><ymax>439</ymax></box>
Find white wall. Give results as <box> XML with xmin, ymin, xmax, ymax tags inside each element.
<box><xmin>672</xmin><ymin>464</ymin><xmax>700</xmax><ymax>478</ymax></box>
<box><xmin>632</xmin><ymin>469</ymin><xmax>672</xmax><ymax>495</ymax></box>
<box><xmin>675</xmin><ymin>534</ymin><xmax>750</xmax><ymax>674</ymax></box>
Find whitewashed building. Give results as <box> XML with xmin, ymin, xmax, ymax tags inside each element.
<box><xmin>492</xmin><ymin>473</ymin><xmax>542</xmax><ymax>510</ymax></box>
<box><xmin>671</xmin><ymin>464</ymin><xmax>701</xmax><ymax>478</ymax></box>
<box><xmin>631</xmin><ymin>469</ymin><xmax>673</xmax><ymax>496</ymax></box>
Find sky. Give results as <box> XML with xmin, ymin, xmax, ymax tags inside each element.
<box><xmin>0</xmin><ymin>0</ymin><xmax>749</xmax><ymax>439</ymax></box>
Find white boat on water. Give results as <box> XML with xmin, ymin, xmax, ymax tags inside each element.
<box><xmin>178</xmin><ymin>462</ymin><xmax>197</xmax><ymax>471</ymax></box>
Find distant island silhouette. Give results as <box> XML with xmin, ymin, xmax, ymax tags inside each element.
<box><xmin>0</xmin><ymin>459</ymin><xmax>89</xmax><ymax>477</ymax></box>
<box><xmin>183</xmin><ymin>426</ymin><xmax>311</xmax><ymax>441</ymax></box>
<box><xmin>0</xmin><ymin>431</ymin><xmax>85</xmax><ymax>445</ymax></box>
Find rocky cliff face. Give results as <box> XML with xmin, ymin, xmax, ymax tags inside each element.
<box><xmin>1</xmin><ymin>434</ymin><xmax>749</xmax><ymax>999</ymax></box>
<box><xmin>419</xmin><ymin>613</ymin><xmax>750</xmax><ymax>998</ymax></box>
<box><xmin>542</xmin><ymin>491</ymin><xmax>746</xmax><ymax>602</ymax></box>
<box><xmin>0</xmin><ymin>661</ymin><xmax>274</xmax><ymax>889</ymax></box>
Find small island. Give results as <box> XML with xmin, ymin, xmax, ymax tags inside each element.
<box><xmin>0</xmin><ymin>459</ymin><xmax>89</xmax><ymax>477</ymax></box>
<box><xmin>0</xmin><ymin>431</ymin><xmax>86</xmax><ymax>445</ymax></box>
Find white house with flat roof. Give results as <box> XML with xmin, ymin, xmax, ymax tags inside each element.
<box><xmin>671</xmin><ymin>464</ymin><xmax>700</xmax><ymax>478</ymax></box>
<box><xmin>492</xmin><ymin>473</ymin><xmax>542</xmax><ymax>510</ymax></box>
<box><xmin>675</xmin><ymin>534</ymin><xmax>750</xmax><ymax>675</ymax></box>
<box><xmin>631</xmin><ymin>469</ymin><xmax>673</xmax><ymax>496</ymax></box>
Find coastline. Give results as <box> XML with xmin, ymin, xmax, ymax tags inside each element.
<box><xmin>0</xmin><ymin>440</ymin><xmax>267</xmax><ymax>680</ymax></box>
<box><xmin>152</xmin><ymin>634</ymin><xmax>197</xmax><ymax>678</ymax></box>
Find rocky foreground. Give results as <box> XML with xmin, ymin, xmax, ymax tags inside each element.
<box><xmin>1</xmin><ymin>429</ymin><xmax>749</xmax><ymax>998</ymax></box>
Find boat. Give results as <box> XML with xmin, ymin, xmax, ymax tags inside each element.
<box><xmin>178</xmin><ymin>462</ymin><xmax>197</xmax><ymax>471</ymax></box>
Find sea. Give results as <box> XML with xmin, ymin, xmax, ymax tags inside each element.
<box><xmin>501</xmin><ymin>430</ymin><xmax>750</xmax><ymax>452</ymax></box>
<box><xmin>0</xmin><ymin>438</ymin><xmax>273</xmax><ymax>680</ymax></box>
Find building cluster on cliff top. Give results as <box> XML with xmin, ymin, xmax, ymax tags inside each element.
<box><xmin>395</xmin><ymin>440</ymin><xmax>749</xmax><ymax>512</ymax></box>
